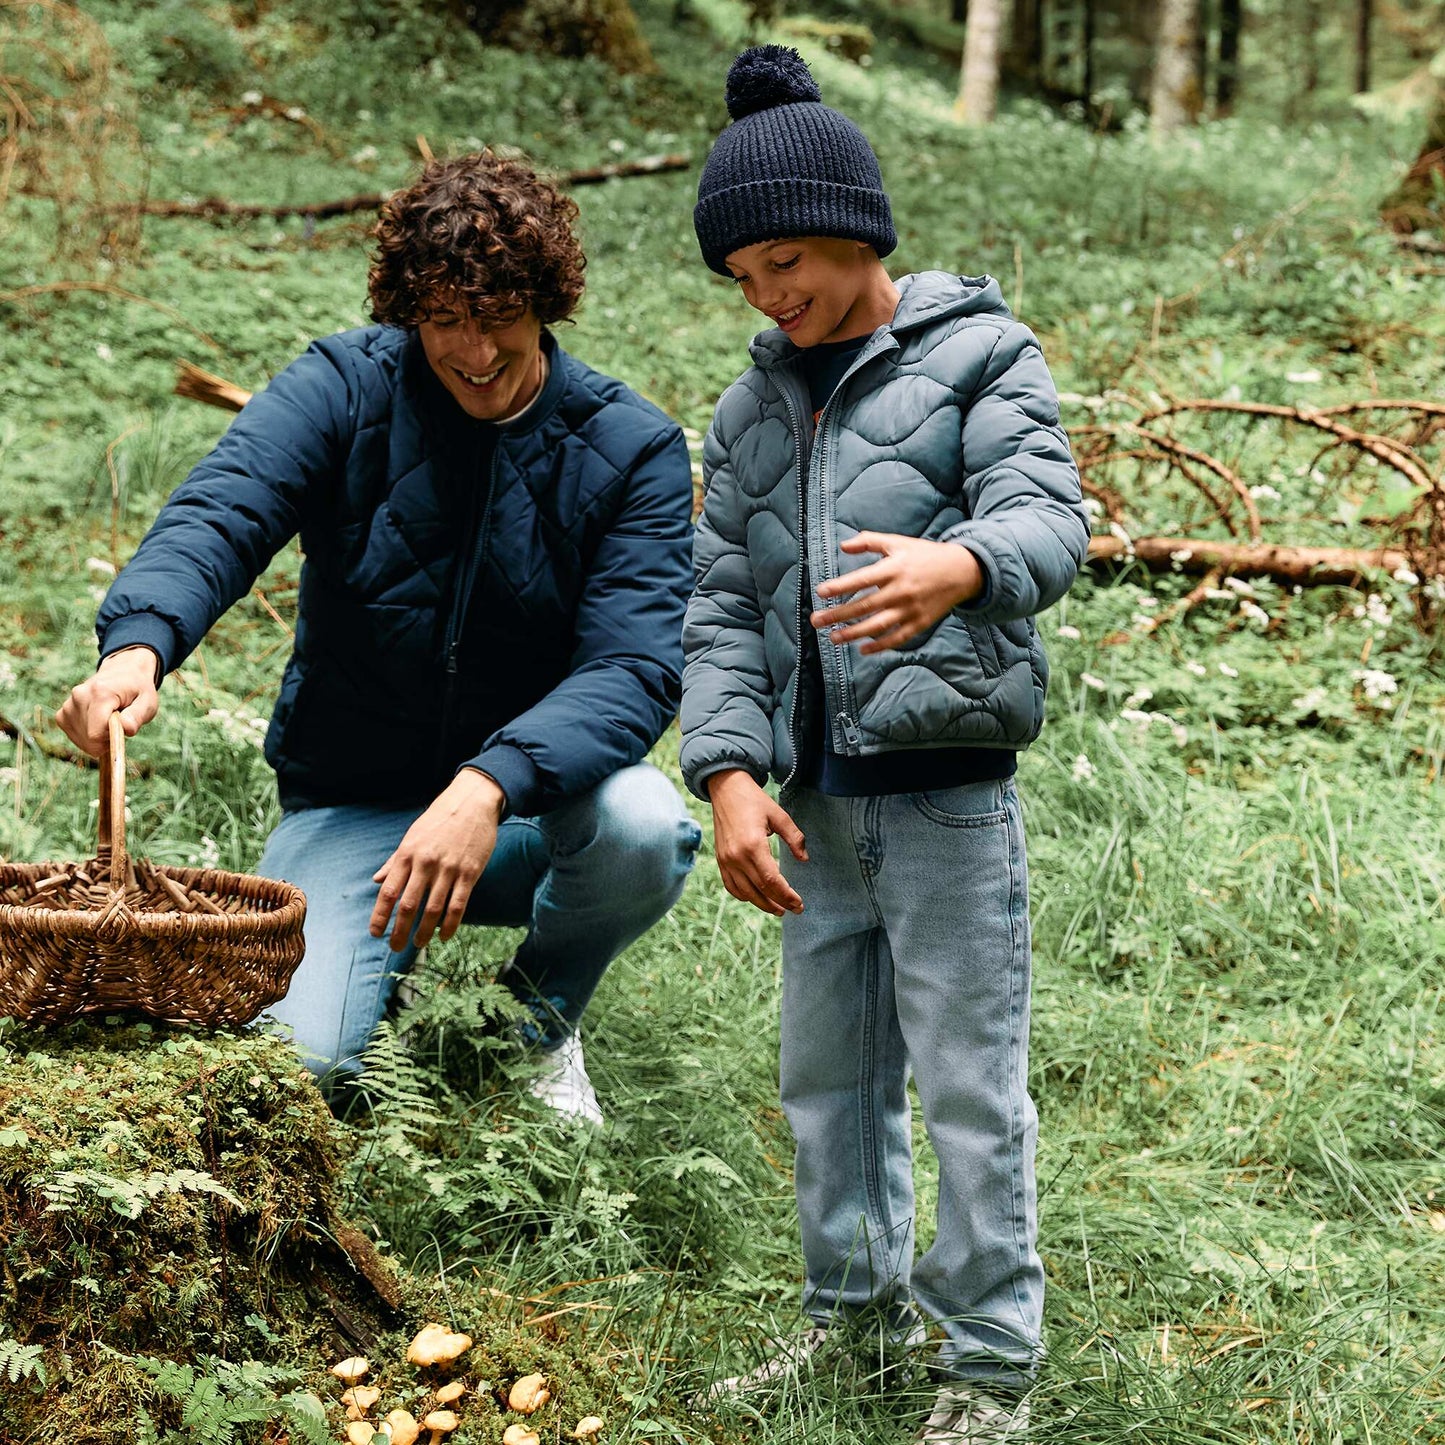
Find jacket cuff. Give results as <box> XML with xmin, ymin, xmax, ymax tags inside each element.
<box><xmin>100</xmin><ymin>613</ymin><xmax>179</xmax><ymax>679</ymax></box>
<box><xmin>462</xmin><ymin>743</ymin><xmax>540</xmax><ymax>820</ymax></box>
<box><xmin>686</xmin><ymin>758</ymin><xmax>767</xmax><ymax>803</ymax></box>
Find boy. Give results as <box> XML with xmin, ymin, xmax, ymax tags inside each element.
<box><xmin>681</xmin><ymin>47</ymin><xmax>1089</xmax><ymax>1442</ymax></box>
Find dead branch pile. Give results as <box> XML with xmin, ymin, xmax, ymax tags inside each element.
<box><xmin>1071</xmin><ymin>390</ymin><xmax>1444</xmax><ymax>617</ymax></box>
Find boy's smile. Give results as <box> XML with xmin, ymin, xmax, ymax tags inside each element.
<box><xmin>724</xmin><ymin>236</ymin><xmax>899</xmax><ymax>347</ymax></box>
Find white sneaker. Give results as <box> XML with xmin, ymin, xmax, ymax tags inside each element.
<box><xmin>916</xmin><ymin>1385</ymin><xmax>1031</xmax><ymax>1442</ymax></box>
<box><xmin>698</xmin><ymin>1325</ymin><xmax>833</xmax><ymax>1402</ymax></box>
<box><xmin>526</xmin><ymin>1031</ymin><xmax>604</xmax><ymax>1127</ymax></box>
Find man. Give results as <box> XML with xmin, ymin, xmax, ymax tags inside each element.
<box><xmin>58</xmin><ymin>152</ymin><xmax>701</xmax><ymax>1123</ymax></box>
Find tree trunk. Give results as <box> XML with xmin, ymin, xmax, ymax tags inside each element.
<box><xmin>956</xmin><ymin>0</ymin><xmax>1005</xmax><ymax>123</ymax></box>
<box><xmin>1216</xmin><ymin>0</ymin><xmax>1241</xmax><ymax>115</ymax></box>
<box><xmin>1381</xmin><ymin>61</ymin><xmax>1445</xmax><ymax>234</ymax></box>
<box><xmin>1355</xmin><ymin>0</ymin><xmax>1373</xmax><ymax>92</ymax></box>
<box><xmin>1150</xmin><ymin>0</ymin><xmax>1201</xmax><ymax>137</ymax></box>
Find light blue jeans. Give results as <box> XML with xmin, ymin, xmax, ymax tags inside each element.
<box><xmin>259</xmin><ymin>763</ymin><xmax>701</xmax><ymax>1082</ymax></box>
<box><xmin>778</xmin><ymin>779</ymin><xmax>1043</xmax><ymax>1384</ymax></box>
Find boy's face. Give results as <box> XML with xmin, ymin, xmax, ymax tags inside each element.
<box><xmin>723</xmin><ymin>236</ymin><xmax>888</xmax><ymax>347</ymax></box>
<box><xmin>417</xmin><ymin>300</ymin><xmax>544</xmax><ymax>421</ymax></box>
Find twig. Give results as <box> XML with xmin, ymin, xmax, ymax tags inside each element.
<box><xmin>133</xmin><ymin>153</ymin><xmax>692</xmax><ymax>223</ymax></box>
<box><xmin>0</xmin><ymin>281</ymin><xmax>221</xmax><ymax>351</ymax></box>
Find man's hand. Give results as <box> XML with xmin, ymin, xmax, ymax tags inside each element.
<box><xmin>812</xmin><ymin>533</ymin><xmax>986</xmax><ymax>654</ymax></box>
<box><xmin>56</xmin><ymin>646</ymin><xmax>162</xmax><ymax>757</ymax></box>
<box><xmin>370</xmin><ymin>769</ymin><xmax>507</xmax><ymax>952</ymax></box>
<box><xmin>707</xmin><ymin>769</ymin><xmax>807</xmax><ymax>917</ymax></box>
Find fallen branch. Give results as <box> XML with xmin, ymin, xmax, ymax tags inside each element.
<box><xmin>137</xmin><ymin>152</ymin><xmax>692</xmax><ymax>223</ymax></box>
<box><xmin>175</xmin><ymin>359</ymin><xmax>250</xmax><ymax>412</ymax></box>
<box><xmin>1086</xmin><ymin>534</ymin><xmax>1419</xmax><ymax>587</ymax></box>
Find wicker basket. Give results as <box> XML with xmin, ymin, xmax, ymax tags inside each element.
<box><xmin>0</xmin><ymin>714</ymin><xmax>306</xmax><ymax>1027</ymax></box>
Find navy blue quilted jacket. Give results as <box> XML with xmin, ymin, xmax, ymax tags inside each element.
<box><xmin>97</xmin><ymin>326</ymin><xmax>694</xmax><ymax>818</ymax></box>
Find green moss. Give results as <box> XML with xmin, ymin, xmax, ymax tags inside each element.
<box><xmin>0</xmin><ymin>1017</ymin><xmax>406</xmax><ymax>1441</ymax></box>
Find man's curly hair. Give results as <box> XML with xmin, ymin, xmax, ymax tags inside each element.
<box><xmin>368</xmin><ymin>152</ymin><xmax>586</xmax><ymax>329</ymax></box>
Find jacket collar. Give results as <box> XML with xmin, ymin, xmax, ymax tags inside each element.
<box><xmin>746</xmin><ymin>271</ymin><xmax>1010</xmax><ymax>371</ymax></box>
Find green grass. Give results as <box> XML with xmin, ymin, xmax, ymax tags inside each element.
<box><xmin>2</xmin><ymin>0</ymin><xmax>1444</xmax><ymax>1439</ymax></box>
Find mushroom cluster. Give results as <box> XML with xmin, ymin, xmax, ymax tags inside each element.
<box><xmin>327</xmin><ymin>1330</ymin><xmax>602</xmax><ymax>1443</ymax></box>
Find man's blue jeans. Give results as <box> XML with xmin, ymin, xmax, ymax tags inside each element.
<box><xmin>778</xmin><ymin>778</ymin><xmax>1043</xmax><ymax>1383</ymax></box>
<box><xmin>259</xmin><ymin>763</ymin><xmax>701</xmax><ymax>1082</ymax></box>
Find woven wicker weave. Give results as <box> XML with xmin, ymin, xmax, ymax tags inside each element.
<box><xmin>0</xmin><ymin>715</ymin><xmax>306</xmax><ymax>1027</ymax></box>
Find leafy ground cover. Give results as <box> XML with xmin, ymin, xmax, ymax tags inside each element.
<box><xmin>1</xmin><ymin>1</ymin><xmax>1443</xmax><ymax>1440</ymax></box>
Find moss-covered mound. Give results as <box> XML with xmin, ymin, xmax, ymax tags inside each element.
<box><xmin>0</xmin><ymin>1017</ymin><xmax>408</xmax><ymax>1442</ymax></box>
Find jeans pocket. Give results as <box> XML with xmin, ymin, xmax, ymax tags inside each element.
<box><xmin>910</xmin><ymin>778</ymin><xmax>1009</xmax><ymax>827</ymax></box>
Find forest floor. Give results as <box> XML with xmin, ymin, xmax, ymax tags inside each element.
<box><xmin>1</xmin><ymin>1</ymin><xmax>1443</xmax><ymax>1441</ymax></box>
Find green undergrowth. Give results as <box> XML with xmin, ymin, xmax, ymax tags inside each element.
<box><xmin>1</xmin><ymin>0</ymin><xmax>1443</xmax><ymax>1440</ymax></box>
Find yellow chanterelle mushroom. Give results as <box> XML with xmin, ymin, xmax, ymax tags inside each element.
<box><xmin>406</xmin><ymin>1323</ymin><xmax>473</xmax><ymax>1368</ymax></box>
<box><xmin>421</xmin><ymin>1409</ymin><xmax>460</xmax><ymax>1445</ymax></box>
<box><xmin>571</xmin><ymin>1417</ymin><xmax>605</xmax><ymax>1440</ymax></box>
<box><xmin>383</xmin><ymin>1408</ymin><xmax>421</xmax><ymax>1445</ymax></box>
<box><xmin>507</xmin><ymin>1372</ymin><xmax>550</xmax><ymax>1413</ymax></box>
<box><xmin>330</xmin><ymin>1356</ymin><xmax>371</xmax><ymax>1385</ymax></box>
<box><xmin>502</xmin><ymin>1426</ymin><xmax>541</xmax><ymax>1445</ymax></box>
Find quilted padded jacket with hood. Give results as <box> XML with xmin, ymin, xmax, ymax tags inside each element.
<box><xmin>680</xmin><ymin>271</ymin><xmax>1089</xmax><ymax>799</ymax></box>
<box><xmin>96</xmin><ymin>325</ymin><xmax>694</xmax><ymax>818</ymax></box>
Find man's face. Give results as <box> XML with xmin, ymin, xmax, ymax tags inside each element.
<box><xmin>417</xmin><ymin>302</ymin><xmax>544</xmax><ymax>421</ymax></box>
<box><xmin>723</xmin><ymin>236</ymin><xmax>880</xmax><ymax>347</ymax></box>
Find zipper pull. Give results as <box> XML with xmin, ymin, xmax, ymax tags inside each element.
<box><xmin>446</xmin><ymin>640</ymin><xmax>459</xmax><ymax>675</ymax></box>
<box><xmin>838</xmin><ymin>714</ymin><xmax>862</xmax><ymax>749</ymax></box>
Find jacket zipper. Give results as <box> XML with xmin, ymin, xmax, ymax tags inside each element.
<box><xmin>776</xmin><ymin>378</ymin><xmax>808</xmax><ymax>791</ymax></box>
<box><xmin>809</xmin><ymin>338</ymin><xmax>896</xmax><ymax>757</ymax></box>
<box><xmin>437</xmin><ymin>443</ymin><xmax>500</xmax><ymax>775</ymax></box>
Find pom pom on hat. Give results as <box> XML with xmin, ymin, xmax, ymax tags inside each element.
<box><xmin>724</xmin><ymin>45</ymin><xmax>822</xmax><ymax>120</ymax></box>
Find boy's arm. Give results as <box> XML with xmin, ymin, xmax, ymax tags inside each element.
<box><xmin>679</xmin><ymin>418</ymin><xmax>777</xmax><ymax>800</ymax></box>
<box><xmin>942</xmin><ymin>322</ymin><xmax>1089</xmax><ymax>623</ymax></box>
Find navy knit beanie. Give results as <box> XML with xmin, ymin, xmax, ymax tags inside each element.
<box><xmin>694</xmin><ymin>46</ymin><xmax>896</xmax><ymax>276</ymax></box>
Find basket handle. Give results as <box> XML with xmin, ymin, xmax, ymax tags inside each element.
<box><xmin>97</xmin><ymin>712</ymin><xmax>128</xmax><ymax>893</ymax></box>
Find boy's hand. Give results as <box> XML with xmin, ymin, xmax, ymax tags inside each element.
<box><xmin>706</xmin><ymin>769</ymin><xmax>807</xmax><ymax>916</ymax></box>
<box><xmin>812</xmin><ymin>532</ymin><xmax>985</xmax><ymax>654</ymax></box>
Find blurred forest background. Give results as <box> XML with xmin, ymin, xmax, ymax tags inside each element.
<box><xmin>1</xmin><ymin>0</ymin><xmax>1443</xmax><ymax>1441</ymax></box>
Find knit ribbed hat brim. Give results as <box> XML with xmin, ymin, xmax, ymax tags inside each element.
<box><xmin>695</xmin><ymin>178</ymin><xmax>896</xmax><ymax>276</ymax></box>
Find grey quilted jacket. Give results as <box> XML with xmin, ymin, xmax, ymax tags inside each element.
<box><xmin>680</xmin><ymin>270</ymin><xmax>1088</xmax><ymax>799</ymax></box>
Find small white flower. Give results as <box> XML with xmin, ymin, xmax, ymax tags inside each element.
<box><xmin>1392</xmin><ymin>566</ymin><xmax>1419</xmax><ymax>586</ymax></box>
<box><xmin>1184</xmin><ymin>660</ymin><xmax>1207</xmax><ymax>677</ymax></box>
<box><xmin>284</xmin><ymin>105</ymin><xmax>307</xmax><ymax>121</ymax></box>
<box><xmin>190</xmin><ymin>834</ymin><xmax>221</xmax><ymax>869</ymax></box>
<box><xmin>1120</xmin><ymin>708</ymin><xmax>1153</xmax><ymax>727</ymax></box>
<box><xmin>1137</xmin><ymin>596</ymin><xmax>1158</xmax><ymax>610</ymax></box>
<box><xmin>1169</xmin><ymin>548</ymin><xmax>1194</xmax><ymax>564</ymax></box>
<box><xmin>95</xmin><ymin>343</ymin><xmax>113</xmax><ymax>362</ymax></box>
<box><xmin>1239</xmin><ymin>599</ymin><xmax>1270</xmax><ymax>626</ymax></box>
<box><xmin>1223</xmin><ymin>577</ymin><xmax>1255</xmax><ymax>595</ymax></box>
<box><xmin>1082</xmin><ymin>497</ymin><xmax>1104</xmax><ymax>518</ymax></box>
<box><xmin>1056</xmin><ymin>624</ymin><xmax>1082</xmax><ymax>640</ymax></box>
<box><xmin>1286</xmin><ymin>369</ymin><xmax>1323</xmax><ymax>384</ymax></box>
<box><xmin>85</xmin><ymin>557</ymin><xmax>115</xmax><ymax>577</ymax></box>
<box><xmin>1131</xmin><ymin>613</ymin><xmax>1154</xmax><ymax>631</ymax></box>
<box><xmin>1124</xmin><ymin>688</ymin><xmax>1154</xmax><ymax>709</ymax></box>
<box><xmin>1108</xmin><ymin>522</ymin><xmax>1135</xmax><ymax>553</ymax></box>
<box><xmin>1248</xmin><ymin>484</ymin><xmax>1281</xmax><ymax>501</ymax></box>
<box><xmin>1166</xmin><ymin>719</ymin><xmax>1188</xmax><ymax>747</ymax></box>
<box><xmin>350</xmin><ymin>144</ymin><xmax>379</xmax><ymax>165</ymax></box>
<box><xmin>1071</xmin><ymin>753</ymin><xmax>1095</xmax><ymax>783</ymax></box>
<box><xmin>0</xmin><ymin>660</ymin><xmax>15</xmax><ymax>691</ymax></box>
<box><xmin>241</xmin><ymin>89</ymin><xmax>263</xmax><ymax>106</ymax></box>
<box><xmin>0</xmin><ymin>767</ymin><xmax>18</xmax><ymax>786</ymax></box>
<box><xmin>1354</xmin><ymin>668</ymin><xmax>1397</xmax><ymax>702</ymax></box>
<box><xmin>1204</xmin><ymin>588</ymin><xmax>1236</xmax><ymax>601</ymax></box>
<box><xmin>1293</xmin><ymin>687</ymin><xmax>1329</xmax><ymax>713</ymax></box>
<box><xmin>1219</xmin><ymin>663</ymin><xmax>1239</xmax><ymax>678</ymax></box>
<box><xmin>86</xmin><ymin>584</ymin><xmax>107</xmax><ymax>602</ymax></box>
<box><xmin>608</xmin><ymin>137</ymin><xmax>626</xmax><ymax>154</ymax></box>
<box><xmin>1080</xmin><ymin>673</ymin><xmax>1108</xmax><ymax>692</ymax></box>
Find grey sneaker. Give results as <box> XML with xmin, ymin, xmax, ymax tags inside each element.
<box><xmin>916</xmin><ymin>1385</ymin><xmax>1031</xmax><ymax>1443</ymax></box>
<box><xmin>527</xmin><ymin>1031</ymin><xmax>604</xmax><ymax>1126</ymax></box>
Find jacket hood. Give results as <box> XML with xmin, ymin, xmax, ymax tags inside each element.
<box><xmin>748</xmin><ymin>271</ymin><xmax>1010</xmax><ymax>368</ymax></box>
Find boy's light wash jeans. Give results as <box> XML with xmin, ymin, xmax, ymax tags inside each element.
<box><xmin>258</xmin><ymin>762</ymin><xmax>701</xmax><ymax>1083</ymax></box>
<box><xmin>779</xmin><ymin>777</ymin><xmax>1043</xmax><ymax>1384</ymax></box>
